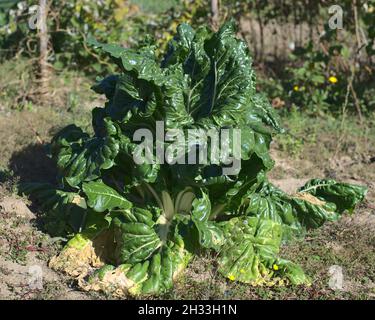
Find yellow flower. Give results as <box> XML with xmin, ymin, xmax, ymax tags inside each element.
<box><xmin>328</xmin><ymin>76</ymin><xmax>338</xmax><ymax>84</ymax></box>
<box><xmin>273</xmin><ymin>264</ymin><xmax>279</xmax><ymax>271</ymax></box>
<box><xmin>228</xmin><ymin>274</ymin><xmax>236</xmax><ymax>281</ymax></box>
<box><xmin>293</xmin><ymin>85</ymin><xmax>299</xmax><ymax>91</ymax></box>
<box><xmin>240</xmin><ymin>269</ymin><xmax>245</xmax><ymax>273</ymax></box>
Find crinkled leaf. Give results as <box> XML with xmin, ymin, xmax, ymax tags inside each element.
<box><xmin>191</xmin><ymin>192</ymin><xmax>224</xmax><ymax>250</ymax></box>
<box><xmin>218</xmin><ymin>216</ymin><xmax>282</xmax><ymax>284</ymax></box>
<box><xmin>19</xmin><ymin>183</ymin><xmax>87</xmax><ymax>234</ymax></box>
<box><xmin>51</xmin><ymin>124</ymin><xmax>120</xmax><ymax>187</ymax></box>
<box><xmin>110</xmin><ymin>206</ymin><xmax>191</xmax><ymax>295</ymax></box>
<box><xmin>298</xmin><ymin>179</ymin><xmax>367</xmax><ymax>213</ymax></box>
<box><xmin>218</xmin><ymin>216</ymin><xmax>309</xmax><ymax>285</ymax></box>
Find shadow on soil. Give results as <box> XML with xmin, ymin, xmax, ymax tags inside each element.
<box><xmin>8</xmin><ymin>143</ymin><xmax>57</xmax><ymax>185</ymax></box>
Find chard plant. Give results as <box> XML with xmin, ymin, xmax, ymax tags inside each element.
<box><xmin>22</xmin><ymin>22</ymin><xmax>367</xmax><ymax>297</ymax></box>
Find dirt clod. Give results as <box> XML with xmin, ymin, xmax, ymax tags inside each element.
<box><xmin>0</xmin><ymin>196</ymin><xmax>35</xmax><ymax>220</ymax></box>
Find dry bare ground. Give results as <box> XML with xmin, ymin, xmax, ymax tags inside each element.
<box><xmin>0</xmin><ymin>107</ymin><xmax>374</xmax><ymax>300</ymax></box>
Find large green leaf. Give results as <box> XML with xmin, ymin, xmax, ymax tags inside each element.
<box><xmin>86</xmin><ymin>237</ymin><xmax>190</xmax><ymax>296</ymax></box>
<box><xmin>82</xmin><ymin>181</ymin><xmax>132</xmax><ymax>212</ymax></box>
<box><xmin>242</xmin><ymin>182</ymin><xmax>302</xmax><ymax>238</ymax></box>
<box><xmin>218</xmin><ymin>217</ymin><xmax>282</xmax><ymax>284</ymax></box>
<box><xmin>113</xmin><ymin>207</ymin><xmax>161</xmax><ymax>264</ymax></box>
<box><xmin>163</xmin><ymin>22</ymin><xmax>256</xmax><ymax>128</ymax></box>
<box><xmin>191</xmin><ymin>192</ymin><xmax>224</xmax><ymax>250</ymax></box>
<box><xmin>218</xmin><ymin>216</ymin><xmax>309</xmax><ymax>285</ymax></box>
<box><xmin>290</xmin><ymin>195</ymin><xmax>339</xmax><ymax>229</ymax></box>
<box><xmin>298</xmin><ymin>179</ymin><xmax>367</xmax><ymax>213</ymax></box>
<box><xmin>51</xmin><ymin>124</ymin><xmax>120</xmax><ymax>187</ymax></box>
<box><xmin>19</xmin><ymin>183</ymin><xmax>87</xmax><ymax>235</ymax></box>
<box><xmin>88</xmin><ymin>37</ymin><xmax>165</xmax><ymax>85</ymax></box>
<box><xmin>286</xmin><ymin>179</ymin><xmax>367</xmax><ymax>229</ymax></box>
<box><xmin>109</xmin><ymin>206</ymin><xmax>191</xmax><ymax>295</ymax></box>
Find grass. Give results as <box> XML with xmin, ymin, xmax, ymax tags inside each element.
<box><xmin>0</xmin><ymin>58</ymin><xmax>34</xmax><ymax>112</ymax></box>
<box><xmin>275</xmin><ymin>107</ymin><xmax>375</xmax><ymax>162</ymax></box>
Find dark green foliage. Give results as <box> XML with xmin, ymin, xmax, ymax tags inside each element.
<box><xmin>21</xmin><ymin>22</ymin><xmax>367</xmax><ymax>296</ymax></box>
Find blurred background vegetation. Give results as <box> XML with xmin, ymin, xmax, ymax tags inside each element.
<box><xmin>0</xmin><ymin>0</ymin><xmax>374</xmax><ymax>116</ymax></box>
